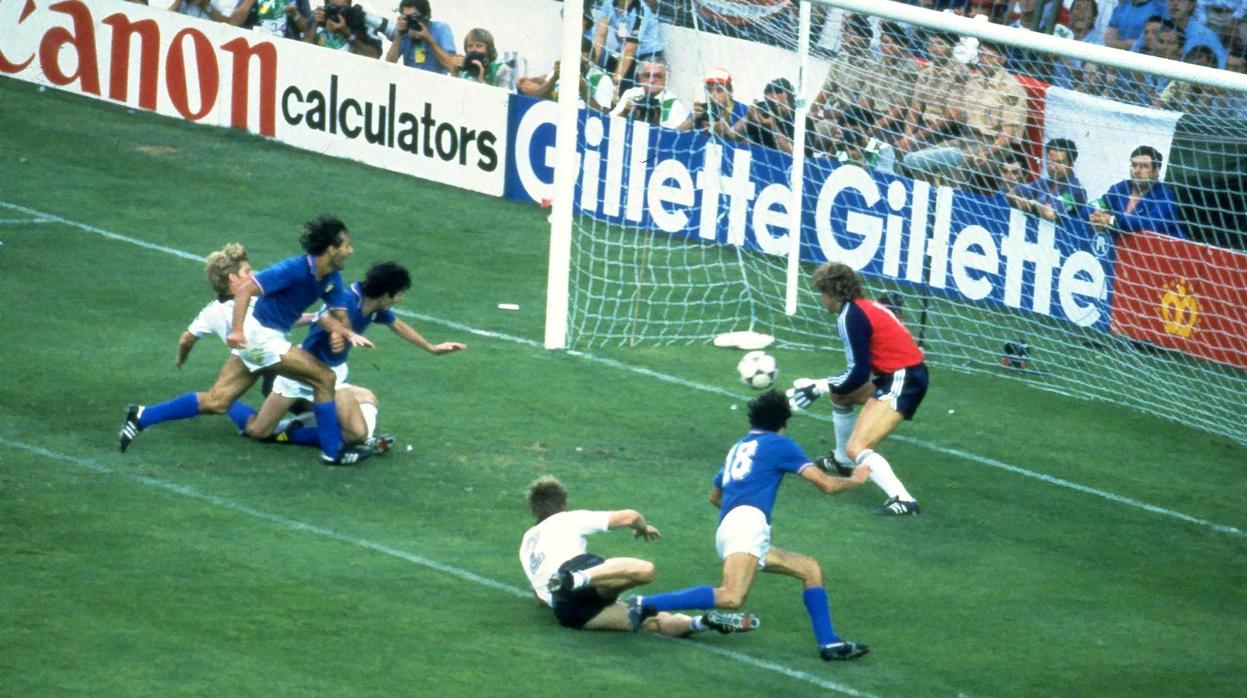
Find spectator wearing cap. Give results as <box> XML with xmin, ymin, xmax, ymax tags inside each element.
<box><xmin>385</xmin><ymin>0</ymin><xmax>456</xmax><ymax>72</ymax></box>
<box><xmin>588</xmin><ymin>0</ymin><xmax>664</xmax><ymax>105</ymax></box>
<box><xmin>1089</xmin><ymin>145</ymin><xmax>1188</xmax><ymax>239</ymax></box>
<box><xmin>1103</xmin><ymin>0</ymin><xmax>1170</xmax><ymax>50</ymax></box>
<box><xmin>897</xmin><ymin>29</ymin><xmax>969</xmax><ymax>157</ymax></box>
<box><xmin>684</xmin><ymin>67</ymin><xmax>748</xmax><ymax>136</ymax></box>
<box><xmin>1007</xmin><ymin>138</ymin><xmax>1089</xmax><ymax>222</ymax></box>
<box><xmin>1198</xmin><ymin>0</ymin><xmax>1245</xmax><ymax>52</ymax></box>
<box><xmin>610</xmin><ymin>58</ymin><xmax>690</xmax><ymax>129</ymax></box>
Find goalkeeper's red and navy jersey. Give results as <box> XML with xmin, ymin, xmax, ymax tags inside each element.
<box><xmin>827</xmin><ymin>298</ymin><xmax>924</xmax><ymax>395</ymax></box>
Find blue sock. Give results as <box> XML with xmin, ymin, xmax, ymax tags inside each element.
<box><xmin>314</xmin><ymin>401</ymin><xmax>342</xmax><ymax>460</ymax></box>
<box><xmin>138</xmin><ymin>392</ymin><xmax>200</xmax><ymax>428</ymax></box>
<box><xmin>283</xmin><ymin>426</ymin><xmax>320</xmax><ymax>447</ymax></box>
<box><xmin>803</xmin><ymin>586</ymin><xmax>842</xmax><ymax>647</ymax></box>
<box><xmin>226</xmin><ymin>402</ymin><xmax>256</xmax><ymax>431</ymax></box>
<box><xmin>642</xmin><ymin>585</ymin><xmax>716</xmax><ymax>613</ymax></box>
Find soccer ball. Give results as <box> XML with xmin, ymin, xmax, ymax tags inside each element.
<box><xmin>737</xmin><ymin>350</ymin><xmax>777</xmax><ymax>390</ymax></box>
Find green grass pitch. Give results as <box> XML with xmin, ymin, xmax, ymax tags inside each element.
<box><xmin>1</xmin><ymin>77</ymin><xmax>1244</xmax><ymax>697</ymax></box>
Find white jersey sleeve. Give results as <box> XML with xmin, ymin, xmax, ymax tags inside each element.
<box><xmin>186</xmin><ymin>299</ymin><xmax>235</xmax><ymax>342</ymax></box>
<box><xmin>519</xmin><ymin>510</ymin><xmax>611</xmax><ymax>606</ymax></box>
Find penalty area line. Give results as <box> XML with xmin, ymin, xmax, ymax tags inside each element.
<box><xmin>0</xmin><ymin>436</ymin><xmax>876</xmax><ymax>698</ymax></box>
<box><xmin>5</xmin><ymin>199</ymin><xmax>1242</xmax><ymax>540</ymax></box>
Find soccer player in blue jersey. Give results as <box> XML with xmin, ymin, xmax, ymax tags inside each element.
<box><xmin>119</xmin><ymin>215</ymin><xmax>376</xmax><ymax>465</ymax></box>
<box><xmin>788</xmin><ymin>262</ymin><xmax>929</xmax><ymax>516</ymax></box>
<box><xmin>227</xmin><ymin>261</ymin><xmax>467</xmax><ymax>451</ymax></box>
<box><xmin>628</xmin><ymin>390</ymin><xmax>872</xmax><ymax>662</ymax></box>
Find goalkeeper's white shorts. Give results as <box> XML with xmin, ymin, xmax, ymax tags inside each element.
<box><xmin>715</xmin><ymin>505</ymin><xmax>770</xmax><ymax>569</ymax></box>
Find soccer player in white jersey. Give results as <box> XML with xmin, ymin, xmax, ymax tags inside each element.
<box><xmin>521</xmin><ymin>476</ymin><xmax>757</xmax><ymax>637</ymax></box>
<box><xmin>629</xmin><ymin>391</ymin><xmax>872</xmax><ymax>661</ymax></box>
<box><xmin>175</xmin><ymin>243</ymin><xmax>254</xmax><ymax>369</ymax></box>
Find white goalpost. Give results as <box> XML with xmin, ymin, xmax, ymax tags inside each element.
<box><xmin>544</xmin><ymin>0</ymin><xmax>1247</xmax><ymax>444</ymax></box>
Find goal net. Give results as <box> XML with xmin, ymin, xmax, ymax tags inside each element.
<box><xmin>548</xmin><ymin>0</ymin><xmax>1247</xmax><ymax>444</ymax></box>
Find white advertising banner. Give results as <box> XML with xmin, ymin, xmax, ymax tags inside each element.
<box><xmin>0</xmin><ymin>0</ymin><xmax>508</xmax><ymax>196</ymax></box>
<box><xmin>1042</xmin><ymin>86</ymin><xmax>1182</xmax><ymax>202</ymax></box>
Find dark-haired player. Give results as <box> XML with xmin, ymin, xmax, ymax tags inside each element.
<box><xmin>788</xmin><ymin>261</ymin><xmax>929</xmax><ymax>516</ymax></box>
<box><xmin>628</xmin><ymin>391</ymin><xmax>871</xmax><ymax>661</ymax></box>
<box><xmin>119</xmin><ymin>215</ymin><xmax>375</xmax><ymax>465</ymax></box>
<box><xmin>522</xmin><ymin>475</ymin><xmax>757</xmax><ymax>637</ymax></box>
<box><xmin>227</xmin><ymin>261</ymin><xmax>466</xmax><ymax>451</ymax></box>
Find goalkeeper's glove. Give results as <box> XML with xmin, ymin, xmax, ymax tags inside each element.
<box><xmin>786</xmin><ymin>378</ymin><xmax>831</xmax><ymax>410</ymax></box>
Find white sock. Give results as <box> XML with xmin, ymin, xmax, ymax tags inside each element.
<box><xmin>359</xmin><ymin>402</ymin><xmax>378</xmax><ymax>439</ymax></box>
<box><xmin>688</xmin><ymin>615</ymin><xmax>707</xmax><ymax>633</ymax></box>
<box><xmin>832</xmin><ymin>404</ymin><xmax>855</xmax><ymax>463</ymax></box>
<box><xmin>571</xmin><ymin>570</ymin><xmax>591</xmax><ymax>590</ymax></box>
<box><xmin>857</xmin><ymin>449</ymin><xmax>914</xmax><ymax>501</ymax></box>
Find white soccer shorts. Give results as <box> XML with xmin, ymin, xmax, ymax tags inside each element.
<box><xmin>272</xmin><ymin>362</ymin><xmax>349</xmax><ymax>400</ymax></box>
<box><xmin>232</xmin><ymin>313</ymin><xmax>293</xmax><ymax>372</ymax></box>
<box><xmin>715</xmin><ymin>505</ymin><xmax>770</xmax><ymax>569</ymax></box>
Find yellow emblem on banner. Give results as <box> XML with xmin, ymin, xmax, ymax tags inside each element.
<box><xmin>1159</xmin><ymin>278</ymin><xmax>1199</xmax><ymax>338</ymax></box>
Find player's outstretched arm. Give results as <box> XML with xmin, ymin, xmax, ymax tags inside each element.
<box><xmin>608</xmin><ymin>509</ymin><xmax>661</xmax><ymax>541</ymax></box>
<box><xmin>709</xmin><ymin>485</ymin><xmax>723</xmax><ymax>508</ymax></box>
<box><xmin>176</xmin><ymin>332</ymin><xmax>198</xmax><ymax>368</ymax></box>
<box><xmin>800</xmin><ymin>463</ymin><xmax>870</xmax><ymax>495</ymax></box>
<box><xmin>389</xmin><ymin>320</ymin><xmax>467</xmax><ymax>354</ymax></box>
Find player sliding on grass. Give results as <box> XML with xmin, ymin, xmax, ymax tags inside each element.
<box><xmin>119</xmin><ymin>215</ymin><xmax>377</xmax><ymax>465</ymax></box>
<box><xmin>522</xmin><ymin>476</ymin><xmax>757</xmax><ymax>637</ymax></box>
<box><xmin>225</xmin><ymin>261</ymin><xmax>467</xmax><ymax>452</ymax></box>
<box><xmin>787</xmin><ymin>261</ymin><xmax>929</xmax><ymax>516</ymax></box>
<box><xmin>628</xmin><ymin>390</ymin><xmax>872</xmax><ymax>661</ymax></box>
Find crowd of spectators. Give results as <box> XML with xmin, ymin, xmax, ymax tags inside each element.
<box><xmin>128</xmin><ymin>0</ymin><xmax>1243</xmax><ymax>242</ymax></box>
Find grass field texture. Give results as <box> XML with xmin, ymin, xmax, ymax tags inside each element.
<box><xmin>1</xmin><ymin>78</ymin><xmax>1244</xmax><ymax>697</ymax></box>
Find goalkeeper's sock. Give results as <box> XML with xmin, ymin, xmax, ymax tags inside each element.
<box><xmin>857</xmin><ymin>449</ymin><xmax>914</xmax><ymax>501</ymax></box>
<box><xmin>832</xmin><ymin>403</ymin><xmax>855</xmax><ymax>464</ymax></box>
<box><xmin>359</xmin><ymin>402</ymin><xmax>378</xmax><ymax>439</ymax></box>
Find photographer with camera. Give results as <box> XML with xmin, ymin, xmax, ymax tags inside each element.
<box><xmin>384</xmin><ymin>0</ymin><xmax>456</xmax><ymax>74</ymax></box>
<box><xmin>730</xmin><ymin>77</ymin><xmax>820</xmax><ymax>156</ymax></box>
<box><xmin>453</xmin><ymin>28</ymin><xmax>513</xmax><ymax>90</ymax></box>
<box><xmin>304</xmin><ymin>0</ymin><xmax>382</xmax><ymax>58</ymax></box>
<box><xmin>684</xmin><ymin>67</ymin><xmax>747</xmax><ymax>136</ymax></box>
<box><xmin>609</xmin><ymin>58</ymin><xmax>689</xmax><ymax>129</ymax></box>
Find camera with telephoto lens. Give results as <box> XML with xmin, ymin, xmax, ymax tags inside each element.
<box><xmin>322</xmin><ymin>2</ymin><xmax>344</xmax><ymax>22</ymax></box>
<box><xmin>464</xmin><ymin>51</ymin><xmax>489</xmax><ymax>75</ymax></box>
<box><xmin>403</xmin><ymin>13</ymin><xmax>425</xmax><ymax>32</ymax></box>
<box><xmin>631</xmin><ymin>93</ymin><xmax>663</xmax><ymax>125</ymax></box>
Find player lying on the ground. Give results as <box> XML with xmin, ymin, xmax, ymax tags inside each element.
<box><xmin>225</xmin><ymin>261</ymin><xmax>466</xmax><ymax>452</ymax></box>
<box><xmin>522</xmin><ymin>475</ymin><xmax>758</xmax><ymax>637</ymax></box>
<box><xmin>120</xmin><ymin>215</ymin><xmax>377</xmax><ymax>465</ymax></box>
<box><xmin>787</xmin><ymin>261</ymin><xmax>929</xmax><ymax>517</ymax></box>
<box><xmin>629</xmin><ymin>390</ymin><xmax>872</xmax><ymax>661</ymax></box>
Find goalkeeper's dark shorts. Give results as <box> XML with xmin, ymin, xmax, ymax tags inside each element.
<box><xmin>872</xmin><ymin>362</ymin><xmax>928</xmax><ymax>420</ymax></box>
<box><xmin>550</xmin><ymin>553</ymin><xmax>617</xmax><ymax>629</ymax></box>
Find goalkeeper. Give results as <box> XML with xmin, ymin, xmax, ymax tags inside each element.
<box><xmin>788</xmin><ymin>262</ymin><xmax>928</xmax><ymax>516</ymax></box>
